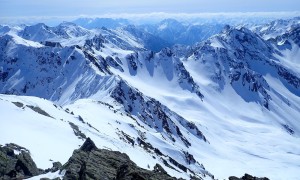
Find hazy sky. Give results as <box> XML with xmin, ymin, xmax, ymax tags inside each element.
<box><xmin>1</xmin><ymin>0</ymin><xmax>300</xmax><ymax>17</ymax></box>
<box><xmin>0</xmin><ymin>0</ymin><xmax>299</xmax><ymax>25</ymax></box>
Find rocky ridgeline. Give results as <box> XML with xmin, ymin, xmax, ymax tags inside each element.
<box><xmin>229</xmin><ymin>174</ymin><xmax>269</xmax><ymax>180</ymax></box>
<box><xmin>0</xmin><ymin>138</ymin><xmax>270</xmax><ymax>180</ymax></box>
<box><xmin>0</xmin><ymin>138</ymin><xmax>184</xmax><ymax>180</ymax></box>
<box><xmin>62</xmin><ymin>138</ymin><xmax>183</xmax><ymax>180</ymax></box>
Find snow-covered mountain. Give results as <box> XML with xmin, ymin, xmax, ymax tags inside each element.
<box><xmin>72</xmin><ymin>18</ymin><xmax>225</xmax><ymax>47</ymax></box>
<box><xmin>140</xmin><ymin>19</ymin><xmax>225</xmax><ymax>45</ymax></box>
<box><xmin>20</xmin><ymin>22</ymin><xmax>91</xmax><ymax>41</ymax></box>
<box><xmin>253</xmin><ymin>16</ymin><xmax>300</xmax><ymax>40</ymax></box>
<box><xmin>72</xmin><ymin>18</ymin><xmax>130</xmax><ymax>29</ymax></box>
<box><xmin>1</xmin><ymin>17</ymin><xmax>300</xmax><ymax>180</ymax></box>
<box><xmin>118</xmin><ymin>25</ymin><xmax>172</xmax><ymax>52</ymax></box>
<box><xmin>0</xmin><ymin>24</ymin><xmax>212</xmax><ymax>179</ymax></box>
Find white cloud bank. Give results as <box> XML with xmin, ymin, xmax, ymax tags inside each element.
<box><xmin>1</xmin><ymin>11</ymin><xmax>299</xmax><ymax>26</ymax></box>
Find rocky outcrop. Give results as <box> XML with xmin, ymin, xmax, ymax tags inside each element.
<box><xmin>1</xmin><ymin>140</ymin><xmax>271</xmax><ymax>180</ymax></box>
<box><xmin>45</xmin><ymin>162</ymin><xmax>62</xmax><ymax>174</ymax></box>
<box><xmin>61</xmin><ymin>138</ymin><xmax>182</xmax><ymax>180</ymax></box>
<box><xmin>0</xmin><ymin>139</ymin><xmax>185</xmax><ymax>180</ymax></box>
<box><xmin>229</xmin><ymin>173</ymin><xmax>269</xmax><ymax>180</ymax></box>
<box><xmin>0</xmin><ymin>143</ymin><xmax>41</xmax><ymax>179</ymax></box>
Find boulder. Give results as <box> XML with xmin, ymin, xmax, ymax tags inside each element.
<box><xmin>0</xmin><ymin>143</ymin><xmax>40</xmax><ymax>179</ymax></box>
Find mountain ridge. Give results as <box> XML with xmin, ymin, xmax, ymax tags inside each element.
<box><xmin>1</xmin><ymin>16</ymin><xmax>300</xmax><ymax>180</ymax></box>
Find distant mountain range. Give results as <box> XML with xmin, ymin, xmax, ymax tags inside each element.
<box><xmin>72</xmin><ymin>18</ymin><xmax>225</xmax><ymax>47</ymax></box>
<box><xmin>1</xmin><ymin>16</ymin><xmax>300</xmax><ymax>180</ymax></box>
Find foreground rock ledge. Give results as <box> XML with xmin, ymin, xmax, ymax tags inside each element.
<box><xmin>62</xmin><ymin>137</ymin><xmax>183</xmax><ymax>180</ymax></box>
<box><xmin>229</xmin><ymin>173</ymin><xmax>269</xmax><ymax>180</ymax></box>
<box><xmin>0</xmin><ymin>143</ymin><xmax>41</xmax><ymax>179</ymax></box>
<box><xmin>0</xmin><ymin>138</ymin><xmax>270</xmax><ymax>180</ymax></box>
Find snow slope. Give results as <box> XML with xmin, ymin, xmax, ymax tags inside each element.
<box><xmin>1</xmin><ymin>17</ymin><xmax>300</xmax><ymax>180</ymax></box>
<box><xmin>0</xmin><ymin>94</ymin><xmax>212</xmax><ymax>179</ymax></box>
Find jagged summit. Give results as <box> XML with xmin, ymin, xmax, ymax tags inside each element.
<box><xmin>254</xmin><ymin>16</ymin><xmax>300</xmax><ymax>40</ymax></box>
<box><xmin>80</xmin><ymin>137</ymin><xmax>97</xmax><ymax>152</ymax></box>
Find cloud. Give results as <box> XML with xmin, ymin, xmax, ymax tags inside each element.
<box><xmin>1</xmin><ymin>11</ymin><xmax>299</xmax><ymax>26</ymax></box>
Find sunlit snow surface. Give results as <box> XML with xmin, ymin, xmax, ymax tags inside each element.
<box><xmin>1</xmin><ymin>17</ymin><xmax>300</xmax><ymax>180</ymax></box>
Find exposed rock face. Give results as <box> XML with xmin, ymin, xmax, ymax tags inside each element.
<box><xmin>111</xmin><ymin>80</ymin><xmax>207</xmax><ymax>148</ymax></box>
<box><xmin>229</xmin><ymin>173</ymin><xmax>269</xmax><ymax>180</ymax></box>
<box><xmin>62</xmin><ymin>138</ymin><xmax>181</xmax><ymax>180</ymax></box>
<box><xmin>0</xmin><ymin>140</ymin><xmax>272</xmax><ymax>180</ymax></box>
<box><xmin>0</xmin><ymin>143</ymin><xmax>40</xmax><ymax>179</ymax></box>
<box><xmin>0</xmin><ymin>139</ymin><xmax>204</xmax><ymax>180</ymax></box>
<box><xmin>45</xmin><ymin>161</ymin><xmax>62</xmax><ymax>173</ymax></box>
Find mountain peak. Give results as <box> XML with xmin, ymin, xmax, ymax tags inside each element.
<box><xmin>72</xmin><ymin>17</ymin><xmax>130</xmax><ymax>29</ymax></box>
<box><xmin>57</xmin><ymin>21</ymin><xmax>78</xmax><ymax>27</ymax></box>
<box><xmin>80</xmin><ymin>137</ymin><xmax>97</xmax><ymax>152</ymax></box>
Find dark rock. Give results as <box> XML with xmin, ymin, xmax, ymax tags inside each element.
<box><xmin>45</xmin><ymin>161</ymin><xmax>62</xmax><ymax>173</ymax></box>
<box><xmin>153</xmin><ymin>164</ymin><xmax>167</xmax><ymax>174</ymax></box>
<box><xmin>79</xmin><ymin>137</ymin><xmax>96</xmax><ymax>152</ymax></box>
<box><xmin>229</xmin><ymin>173</ymin><xmax>269</xmax><ymax>180</ymax></box>
<box><xmin>61</xmin><ymin>138</ymin><xmax>180</xmax><ymax>180</ymax></box>
<box><xmin>169</xmin><ymin>157</ymin><xmax>187</xmax><ymax>173</ymax></box>
<box><xmin>282</xmin><ymin>124</ymin><xmax>295</xmax><ymax>135</ymax></box>
<box><xmin>40</xmin><ymin>178</ymin><xmax>61</xmax><ymax>180</ymax></box>
<box><xmin>12</xmin><ymin>101</ymin><xmax>24</xmax><ymax>108</ymax></box>
<box><xmin>69</xmin><ymin>122</ymin><xmax>87</xmax><ymax>140</ymax></box>
<box><xmin>229</xmin><ymin>177</ymin><xmax>241</xmax><ymax>180</ymax></box>
<box><xmin>42</xmin><ymin>41</ymin><xmax>63</xmax><ymax>48</ymax></box>
<box><xmin>0</xmin><ymin>143</ymin><xmax>40</xmax><ymax>179</ymax></box>
<box><xmin>26</xmin><ymin>105</ymin><xmax>53</xmax><ymax>118</ymax></box>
